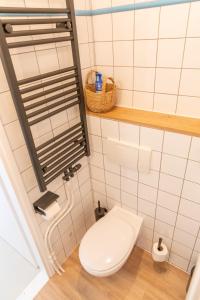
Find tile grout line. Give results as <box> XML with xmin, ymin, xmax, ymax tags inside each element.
<box><xmin>152</xmin><ymin>6</ymin><xmax>161</xmax><ymax>111</ymax></box>
<box><xmin>151</xmin><ymin>129</ymin><xmax>165</xmax><ymax>255</ymax></box>
<box><xmin>132</xmin><ymin>0</ymin><xmax>136</xmax><ymax>108</ymax></box>
<box><xmin>168</xmin><ymin>134</ymin><xmax>193</xmax><ymax>269</ymax></box>
<box><xmin>99</xmin><ymin>118</ymin><xmax>109</xmax><ymax>209</ymax></box>
<box><xmin>175</xmin><ymin>2</ymin><xmax>192</xmax><ymax>114</ymax></box>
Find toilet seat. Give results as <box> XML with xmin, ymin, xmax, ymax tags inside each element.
<box><xmin>79</xmin><ymin>211</ymin><xmax>137</xmax><ymax>276</ymax></box>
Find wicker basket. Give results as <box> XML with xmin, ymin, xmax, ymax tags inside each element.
<box><xmin>85</xmin><ymin>70</ymin><xmax>116</xmax><ymax>113</ymax></box>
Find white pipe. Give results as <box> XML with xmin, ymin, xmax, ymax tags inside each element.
<box><xmin>45</xmin><ymin>183</ymin><xmax>73</xmax><ymax>273</ymax></box>
<box><xmin>47</xmin><ymin>196</ymin><xmax>73</xmax><ymax>272</ymax></box>
<box><xmin>46</xmin><ymin>182</ymin><xmax>73</xmax><ymax>273</ymax></box>
<box><xmin>44</xmin><ymin>181</ymin><xmax>74</xmax><ymax>275</ymax></box>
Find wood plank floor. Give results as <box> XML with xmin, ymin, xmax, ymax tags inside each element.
<box><xmin>35</xmin><ymin>247</ymin><xmax>189</xmax><ymax>300</ymax></box>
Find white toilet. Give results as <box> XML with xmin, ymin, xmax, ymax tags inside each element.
<box><xmin>79</xmin><ymin>206</ymin><xmax>143</xmax><ymax>277</ymax></box>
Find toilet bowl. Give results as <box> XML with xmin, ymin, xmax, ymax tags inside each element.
<box><xmin>79</xmin><ymin>206</ymin><xmax>143</xmax><ymax>277</ymax></box>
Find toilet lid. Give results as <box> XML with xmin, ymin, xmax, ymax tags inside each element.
<box><xmin>79</xmin><ymin>215</ymin><xmax>135</xmax><ymax>272</ymax></box>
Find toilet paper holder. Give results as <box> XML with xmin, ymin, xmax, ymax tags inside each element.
<box><xmin>157</xmin><ymin>237</ymin><xmax>163</xmax><ymax>251</ymax></box>
<box><xmin>33</xmin><ymin>191</ymin><xmax>59</xmax><ymax>217</ymax></box>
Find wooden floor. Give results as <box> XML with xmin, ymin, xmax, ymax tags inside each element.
<box><xmin>35</xmin><ymin>247</ymin><xmax>189</xmax><ymax>300</ymax></box>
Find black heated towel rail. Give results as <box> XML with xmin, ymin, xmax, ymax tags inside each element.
<box><xmin>0</xmin><ymin>1</ymin><xmax>90</xmax><ymax>191</ymax></box>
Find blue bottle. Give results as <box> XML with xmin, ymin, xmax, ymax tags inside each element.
<box><xmin>95</xmin><ymin>72</ymin><xmax>103</xmax><ymax>93</ymax></box>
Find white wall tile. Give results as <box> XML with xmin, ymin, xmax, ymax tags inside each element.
<box><xmin>189</xmin><ymin>137</ymin><xmax>200</xmax><ymax>162</ymax></box>
<box><xmin>187</xmin><ymin>2</ymin><xmax>200</xmax><ymax>37</ymax></box>
<box><xmin>121</xmin><ymin>191</ymin><xmax>137</xmax><ymax>210</ymax></box>
<box><xmin>153</xmin><ymin>94</ymin><xmax>177</xmax><ymax>114</ymax></box>
<box><xmin>105</xmin><ymin>171</ymin><xmax>120</xmax><ymax>188</ymax></box>
<box><xmin>183</xmin><ymin>38</ymin><xmax>200</xmax><ymax>68</ymax></box>
<box><xmin>157</xmin><ymin>190</ymin><xmax>180</xmax><ymax>213</ymax></box>
<box><xmin>90</xmin><ymin>151</ymin><xmax>104</xmax><ymax>168</ymax></box>
<box><xmin>180</xmin><ymin>69</ymin><xmax>200</xmax><ymax>97</ymax></box>
<box><xmin>95</xmin><ymin>42</ymin><xmax>113</xmax><ymax>66</ymax></box>
<box><xmin>113</xmin><ymin>11</ymin><xmax>134</xmax><ymax>41</ymax></box>
<box><xmin>138</xmin><ymin>183</ymin><xmax>157</xmax><ymax>203</ymax></box>
<box><xmin>173</xmin><ymin>228</ymin><xmax>196</xmax><ymax>249</ymax></box>
<box><xmin>182</xmin><ymin>180</ymin><xmax>200</xmax><ymax>204</ymax></box>
<box><xmin>114</xmin><ymin>67</ymin><xmax>133</xmax><ymax>90</ymax></box>
<box><xmin>113</xmin><ymin>41</ymin><xmax>134</xmax><ymax>66</ymax></box>
<box><xmin>89</xmin><ymin>134</ymin><xmax>103</xmax><ymax>152</ymax></box>
<box><xmin>101</xmin><ymin>119</ymin><xmax>119</xmax><ymax>139</ymax></box>
<box><xmin>171</xmin><ymin>241</ymin><xmax>192</xmax><ymax>260</ymax></box>
<box><xmin>112</xmin><ymin>0</ymin><xmax>133</xmax><ymax>5</ymax></box>
<box><xmin>139</xmin><ymin>226</ymin><xmax>154</xmax><ymax>242</ymax></box>
<box><xmin>76</xmin><ymin>17</ymin><xmax>89</xmax><ymax>44</ymax></box>
<box><xmin>179</xmin><ymin>198</ymin><xmax>200</xmax><ymax>222</ymax></box>
<box><xmin>5</xmin><ymin>120</ymin><xmax>25</xmax><ymax>150</ymax></box>
<box><xmin>139</xmin><ymin>170</ymin><xmax>159</xmax><ymax>188</ymax></box>
<box><xmin>134</xmin><ymin>40</ymin><xmax>157</xmax><ymax>67</ymax></box>
<box><xmin>156</xmin><ymin>206</ymin><xmax>177</xmax><ymax>226</ymax></box>
<box><xmin>133</xmin><ymin>91</ymin><xmax>154</xmax><ymax>111</ymax></box>
<box><xmin>139</xmin><ymin>212</ymin><xmax>154</xmax><ymax>230</ymax></box>
<box><xmin>107</xmin><ymin>197</ymin><xmax>121</xmax><ymax>210</ymax></box>
<box><xmin>14</xmin><ymin>145</ymin><xmax>31</xmax><ymax>173</ymax></box>
<box><xmin>159</xmin><ymin>173</ymin><xmax>183</xmax><ymax>196</ymax></box>
<box><xmin>104</xmin><ymin>155</ymin><xmax>120</xmax><ymax>175</ymax></box>
<box><xmin>121</xmin><ymin>176</ymin><xmax>137</xmax><ymax>195</ymax></box>
<box><xmin>159</xmin><ymin>4</ymin><xmax>189</xmax><ymax>38</ymax></box>
<box><xmin>92</xmin><ymin>179</ymin><xmax>106</xmax><ymax>195</ymax></box>
<box><xmin>194</xmin><ymin>239</ymin><xmax>200</xmax><ymax>252</ymax></box>
<box><xmin>90</xmin><ymin>165</ymin><xmax>105</xmax><ymax>182</ymax></box>
<box><xmin>21</xmin><ymin>167</ymin><xmax>37</xmax><ymax>192</ymax></box>
<box><xmin>169</xmin><ymin>253</ymin><xmax>189</xmax><ymax>271</ymax></box>
<box><xmin>163</xmin><ymin>132</ymin><xmax>191</xmax><ymax>158</ymax></box>
<box><xmin>176</xmin><ymin>215</ymin><xmax>199</xmax><ymax>237</ymax></box>
<box><xmin>0</xmin><ymin>91</ymin><xmax>17</xmax><ymax>125</ymax></box>
<box><xmin>106</xmin><ymin>185</ymin><xmax>121</xmax><ymax>202</ymax></box>
<box><xmin>154</xmin><ymin>220</ymin><xmax>174</xmax><ymax>239</ymax></box>
<box><xmin>87</xmin><ymin>116</ymin><xmax>101</xmax><ymax>136</ymax></box>
<box><xmin>161</xmin><ymin>154</ymin><xmax>187</xmax><ymax>178</ymax></box>
<box><xmin>151</xmin><ymin>151</ymin><xmax>161</xmax><ymax>171</ymax></box>
<box><xmin>91</xmin><ymin>0</ymin><xmax>111</xmax><ymax>9</ymax></box>
<box><xmin>119</xmin><ymin>122</ymin><xmax>139</xmax><ymax>144</ymax></box>
<box><xmin>134</xmin><ymin>68</ymin><xmax>155</xmax><ymax>93</ymax></box>
<box><xmin>121</xmin><ymin>166</ymin><xmax>138</xmax><ymax>181</ymax></box>
<box><xmin>116</xmin><ymin>89</ymin><xmax>133</xmax><ymax>108</ymax></box>
<box><xmin>0</xmin><ymin>60</ymin><xmax>9</xmax><ymax>92</ymax></box>
<box><xmin>176</xmin><ymin>96</ymin><xmax>200</xmax><ymax>119</ymax></box>
<box><xmin>93</xmin><ymin>14</ymin><xmax>112</xmax><ymax>41</ymax></box>
<box><xmin>157</xmin><ymin>39</ymin><xmax>185</xmax><ymax>68</ymax></box>
<box><xmin>79</xmin><ymin>44</ymin><xmax>91</xmax><ymax>69</ymax></box>
<box><xmin>138</xmin><ymin>198</ymin><xmax>156</xmax><ymax>217</ymax></box>
<box><xmin>140</xmin><ymin>127</ymin><xmax>163</xmax><ymax>151</ymax></box>
<box><xmin>37</xmin><ymin>49</ymin><xmax>59</xmax><ymax>73</ymax></box>
<box><xmin>185</xmin><ymin>160</ymin><xmax>200</xmax><ymax>185</ymax></box>
<box><xmin>135</xmin><ymin>7</ymin><xmax>160</xmax><ymax>39</ymax></box>
<box><xmin>155</xmin><ymin>68</ymin><xmax>181</xmax><ymax>95</ymax></box>
<box><xmin>137</xmin><ymin>237</ymin><xmax>153</xmax><ymax>253</ymax></box>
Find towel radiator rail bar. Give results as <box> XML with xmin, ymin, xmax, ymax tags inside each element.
<box><xmin>0</xmin><ymin>1</ymin><xmax>90</xmax><ymax>191</ymax></box>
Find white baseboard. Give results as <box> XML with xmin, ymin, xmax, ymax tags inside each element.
<box><xmin>16</xmin><ymin>270</ymin><xmax>49</xmax><ymax>300</ymax></box>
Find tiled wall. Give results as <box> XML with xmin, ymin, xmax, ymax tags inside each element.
<box><xmin>90</xmin><ymin>0</ymin><xmax>200</xmax><ymax>118</ymax></box>
<box><xmin>87</xmin><ymin>114</ymin><xmax>200</xmax><ymax>272</ymax></box>
<box><xmin>0</xmin><ymin>0</ymin><xmax>95</xmax><ymax>267</ymax></box>
<box><xmin>1</xmin><ymin>0</ymin><xmax>200</xmax><ymax>275</ymax></box>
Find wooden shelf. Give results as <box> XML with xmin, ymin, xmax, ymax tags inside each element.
<box><xmin>87</xmin><ymin>107</ymin><xmax>200</xmax><ymax>137</ymax></box>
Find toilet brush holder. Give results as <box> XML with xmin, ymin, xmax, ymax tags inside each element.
<box><xmin>95</xmin><ymin>201</ymin><xmax>107</xmax><ymax>221</ymax></box>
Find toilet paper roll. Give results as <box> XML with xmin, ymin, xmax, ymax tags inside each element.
<box><xmin>42</xmin><ymin>201</ymin><xmax>61</xmax><ymax>220</ymax></box>
<box><xmin>152</xmin><ymin>242</ymin><xmax>168</xmax><ymax>262</ymax></box>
